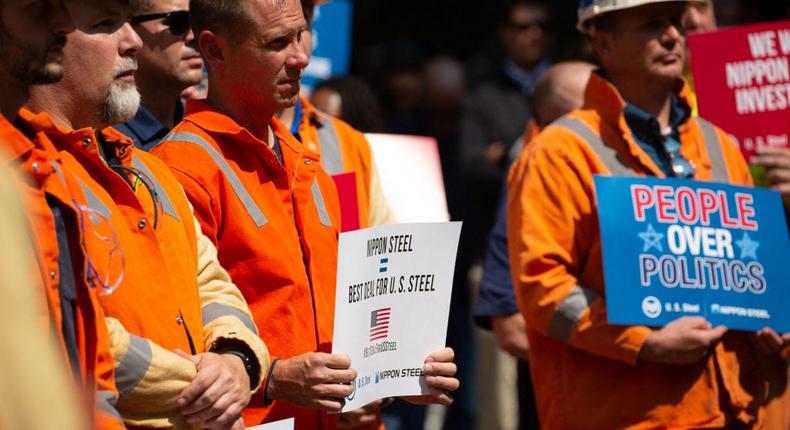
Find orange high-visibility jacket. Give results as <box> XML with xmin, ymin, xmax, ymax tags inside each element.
<box><xmin>150</xmin><ymin>100</ymin><xmax>341</xmax><ymax>430</ymax></box>
<box><xmin>507</xmin><ymin>73</ymin><xmax>788</xmax><ymax>429</ymax></box>
<box><xmin>296</xmin><ymin>98</ymin><xmax>389</xmax><ymax>430</ymax></box>
<box><xmin>1</xmin><ymin>113</ymin><xmax>125</xmax><ymax>429</ymax></box>
<box><xmin>297</xmin><ymin>97</ymin><xmax>396</xmax><ymax>229</ymax></box>
<box><xmin>20</xmin><ymin>109</ymin><xmax>268</xmax><ymax>429</ymax></box>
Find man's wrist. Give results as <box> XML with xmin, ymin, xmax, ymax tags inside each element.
<box><xmin>263</xmin><ymin>357</ymin><xmax>281</xmax><ymax>405</ymax></box>
<box><xmin>217</xmin><ymin>348</ymin><xmax>258</xmax><ymax>390</ymax></box>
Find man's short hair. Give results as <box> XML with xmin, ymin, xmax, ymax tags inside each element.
<box><xmin>130</xmin><ymin>0</ymin><xmax>155</xmax><ymax>14</ymax></box>
<box><xmin>301</xmin><ymin>0</ymin><xmax>315</xmax><ymax>25</ymax></box>
<box><xmin>190</xmin><ymin>0</ymin><xmax>256</xmax><ymax>45</ymax></box>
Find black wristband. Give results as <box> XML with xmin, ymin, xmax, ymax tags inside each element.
<box><xmin>263</xmin><ymin>357</ymin><xmax>280</xmax><ymax>406</ymax></box>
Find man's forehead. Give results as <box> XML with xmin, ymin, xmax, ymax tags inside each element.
<box><xmin>67</xmin><ymin>0</ymin><xmax>131</xmax><ymax>18</ymax></box>
<box><xmin>147</xmin><ymin>0</ymin><xmax>188</xmax><ymax>13</ymax></box>
<box><xmin>249</xmin><ymin>0</ymin><xmax>306</xmax><ymax>35</ymax></box>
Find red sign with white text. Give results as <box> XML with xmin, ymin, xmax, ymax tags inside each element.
<box><xmin>688</xmin><ymin>20</ymin><xmax>790</xmax><ymax>159</ymax></box>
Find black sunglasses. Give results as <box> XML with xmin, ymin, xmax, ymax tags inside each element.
<box><xmin>131</xmin><ymin>10</ymin><xmax>190</xmax><ymax>36</ymax></box>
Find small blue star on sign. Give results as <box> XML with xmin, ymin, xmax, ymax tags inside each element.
<box><xmin>638</xmin><ymin>224</ymin><xmax>665</xmax><ymax>253</ymax></box>
<box><xmin>735</xmin><ymin>232</ymin><xmax>760</xmax><ymax>260</ymax></box>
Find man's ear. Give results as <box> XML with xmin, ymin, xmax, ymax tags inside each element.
<box><xmin>199</xmin><ymin>30</ymin><xmax>225</xmax><ymax>71</ymax></box>
<box><xmin>590</xmin><ymin>30</ymin><xmax>614</xmax><ymax>64</ymax></box>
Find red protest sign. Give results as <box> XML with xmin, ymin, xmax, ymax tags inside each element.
<box><xmin>688</xmin><ymin>20</ymin><xmax>790</xmax><ymax>159</ymax></box>
<box><xmin>331</xmin><ymin>172</ymin><xmax>361</xmax><ymax>232</ymax></box>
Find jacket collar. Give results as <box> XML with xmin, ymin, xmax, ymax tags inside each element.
<box><xmin>19</xmin><ymin>108</ymin><xmax>136</xmax><ymax>166</ymax></box>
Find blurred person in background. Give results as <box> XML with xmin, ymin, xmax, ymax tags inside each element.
<box><xmin>473</xmin><ymin>61</ymin><xmax>594</xmax><ymax>430</ymax></box>
<box><xmin>0</xmin><ymin>0</ymin><xmax>124</xmax><ymax>427</ymax></box>
<box><xmin>458</xmin><ymin>0</ymin><xmax>552</xmax><ymax>252</ymax></box>
<box><xmin>508</xmin><ymin>0</ymin><xmax>789</xmax><ymax>428</ymax></box>
<box><xmin>115</xmin><ymin>0</ymin><xmax>204</xmax><ymax>149</ymax></box>
<box><xmin>453</xmin><ymin>3</ymin><xmax>554</xmax><ymax>428</ymax></box>
<box><xmin>311</xmin><ymin>75</ymin><xmax>387</xmax><ymax>133</ymax></box>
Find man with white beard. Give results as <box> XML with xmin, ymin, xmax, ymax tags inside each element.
<box><xmin>21</xmin><ymin>0</ymin><xmax>269</xmax><ymax>428</ymax></box>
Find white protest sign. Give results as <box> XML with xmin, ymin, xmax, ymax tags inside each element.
<box><xmin>246</xmin><ymin>417</ymin><xmax>294</xmax><ymax>430</ymax></box>
<box><xmin>331</xmin><ymin>222</ymin><xmax>461</xmax><ymax>412</ymax></box>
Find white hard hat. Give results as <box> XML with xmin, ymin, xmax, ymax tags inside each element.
<box><xmin>577</xmin><ymin>0</ymin><xmax>702</xmax><ymax>33</ymax></box>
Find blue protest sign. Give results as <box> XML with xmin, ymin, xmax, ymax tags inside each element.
<box><xmin>302</xmin><ymin>0</ymin><xmax>353</xmax><ymax>92</ymax></box>
<box><xmin>594</xmin><ymin>175</ymin><xmax>790</xmax><ymax>332</ymax></box>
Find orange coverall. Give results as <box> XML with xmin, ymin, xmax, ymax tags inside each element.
<box><xmin>1</xmin><ymin>113</ymin><xmax>125</xmax><ymax>429</ymax></box>
<box><xmin>296</xmin><ymin>97</ymin><xmax>396</xmax><ymax>229</ymax></box>
<box><xmin>151</xmin><ymin>99</ymin><xmax>341</xmax><ymax>430</ymax></box>
<box><xmin>508</xmin><ymin>73</ymin><xmax>788</xmax><ymax>429</ymax></box>
<box><xmin>20</xmin><ymin>108</ymin><xmax>267</xmax><ymax>429</ymax></box>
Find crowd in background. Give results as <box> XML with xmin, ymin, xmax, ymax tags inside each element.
<box><xmin>0</xmin><ymin>0</ymin><xmax>789</xmax><ymax>429</ymax></box>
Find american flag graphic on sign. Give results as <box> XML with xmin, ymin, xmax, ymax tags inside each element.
<box><xmin>369</xmin><ymin>307</ymin><xmax>391</xmax><ymax>341</ymax></box>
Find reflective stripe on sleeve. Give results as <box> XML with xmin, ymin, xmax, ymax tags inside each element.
<box><xmin>695</xmin><ymin>118</ymin><xmax>729</xmax><ymax>183</ymax></box>
<box><xmin>552</xmin><ymin>117</ymin><xmax>634</xmax><ymax>177</ymax></box>
<box><xmin>311</xmin><ymin>180</ymin><xmax>333</xmax><ymax>227</ymax></box>
<box><xmin>202</xmin><ymin>302</ymin><xmax>258</xmax><ymax>335</ymax></box>
<box><xmin>95</xmin><ymin>390</ymin><xmax>123</xmax><ymax>420</ymax></box>
<box><xmin>131</xmin><ymin>156</ymin><xmax>181</xmax><ymax>220</ymax></box>
<box><xmin>115</xmin><ymin>334</ymin><xmax>152</xmax><ymax>396</ymax></box>
<box><xmin>162</xmin><ymin>132</ymin><xmax>268</xmax><ymax>227</ymax></box>
<box><xmin>547</xmin><ymin>285</ymin><xmax>600</xmax><ymax>342</ymax></box>
<box><xmin>315</xmin><ymin>115</ymin><xmax>344</xmax><ymax>175</ymax></box>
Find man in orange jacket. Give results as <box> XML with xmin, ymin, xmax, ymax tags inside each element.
<box><xmin>0</xmin><ymin>0</ymin><xmax>125</xmax><ymax>428</ymax></box>
<box><xmin>276</xmin><ymin>1</ymin><xmax>394</xmax><ymax>427</ymax></box>
<box><xmin>277</xmin><ymin>0</ymin><xmax>396</xmax><ymax>234</ymax></box>
<box><xmin>148</xmin><ymin>0</ymin><xmax>459</xmax><ymax>428</ymax></box>
<box><xmin>508</xmin><ymin>0</ymin><xmax>789</xmax><ymax>428</ymax></box>
<box><xmin>23</xmin><ymin>0</ymin><xmax>269</xmax><ymax>428</ymax></box>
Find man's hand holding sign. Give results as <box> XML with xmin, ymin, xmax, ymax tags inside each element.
<box><xmin>331</xmin><ymin>223</ymin><xmax>462</xmax><ymax>412</ymax></box>
<box><xmin>595</xmin><ymin>176</ymin><xmax>790</xmax><ymax>364</ymax></box>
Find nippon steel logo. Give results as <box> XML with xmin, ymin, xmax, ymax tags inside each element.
<box><xmin>374</xmin><ymin>367</ymin><xmax>424</xmax><ymax>384</ymax></box>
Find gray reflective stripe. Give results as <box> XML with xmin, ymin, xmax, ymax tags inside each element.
<box><xmin>162</xmin><ymin>132</ymin><xmax>267</xmax><ymax>227</ymax></box>
<box><xmin>202</xmin><ymin>302</ymin><xmax>258</xmax><ymax>335</ymax></box>
<box><xmin>95</xmin><ymin>390</ymin><xmax>122</xmax><ymax>420</ymax></box>
<box><xmin>547</xmin><ymin>285</ymin><xmax>600</xmax><ymax>342</ymax></box>
<box><xmin>49</xmin><ymin>160</ymin><xmax>67</xmax><ymax>185</ymax></box>
<box><xmin>311</xmin><ymin>181</ymin><xmax>333</xmax><ymax>227</ymax></box>
<box><xmin>131</xmin><ymin>156</ymin><xmax>180</xmax><ymax>220</ymax></box>
<box><xmin>315</xmin><ymin>115</ymin><xmax>344</xmax><ymax>175</ymax></box>
<box><xmin>49</xmin><ymin>161</ymin><xmax>111</xmax><ymax>222</ymax></box>
<box><xmin>552</xmin><ymin>117</ymin><xmax>634</xmax><ymax>177</ymax></box>
<box><xmin>116</xmin><ymin>334</ymin><xmax>152</xmax><ymax>396</ymax></box>
<box><xmin>696</xmin><ymin>117</ymin><xmax>729</xmax><ymax>183</ymax></box>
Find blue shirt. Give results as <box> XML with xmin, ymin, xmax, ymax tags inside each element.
<box><xmin>623</xmin><ymin>96</ymin><xmax>690</xmax><ymax>177</ymax></box>
<box><xmin>114</xmin><ymin>103</ymin><xmax>183</xmax><ymax>151</ymax></box>
<box><xmin>472</xmin><ymin>187</ymin><xmax>518</xmax><ymax>329</ymax></box>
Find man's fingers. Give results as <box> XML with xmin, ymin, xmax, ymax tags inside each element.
<box><xmin>316</xmin><ymin>397</ymin><xmax>346</xmax><ymax>412</ymax></box>
<box><xmin>423</xmin><ymin>361</ymin><xmax>457</xmax><ymax>377</ymax></box>
<box><xmin>425</xmin><ymin>347</ymin><xmax>454</xmax><ymax>364</ymax></box>
<box><xmin>708</xmin><ymin>325</ymin><xmax>728</xmax><ymax>341</ymax></box>
<box><xmin>425</xmin><ymin>375</ymin><xmax>460</xmax><ymax>393</ymax></box>
<box><xmin>764</xmin><ymin>167</ymin><xmax>790</xmax><ymax>183</ymax></box>
<box><xmin>314</xmin><ymin>382</ymin><xmax>354</xmax><ymax>399</ymax></box>
<box><xmin>178</xmin><ymin>368</ymin><xmax>220</xmax><ymax>409</ymax></box>
<box><xmin>201</xmin><ymin>398</ymin><xmax>244</xmax><ymax>429</ymax></box>
<box><xmin>325</xmin><ymin>368</ymin><xmax>357</xmax><ymax>384</ymax></box>
<box><xmin>325</xmin><ymin>353</ymin><xmax>352</xmax><ymax>369</ymax></box>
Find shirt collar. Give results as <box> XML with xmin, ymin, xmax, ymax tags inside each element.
<box><xmin>19</xmin><ymin>108</ymin><xmax>135</xmax><ymax>166</ymax></box>
<box><xmin>119</xmin><ymin>105</ymin><xmax>169</xmax><ymax>145</ymax></box>
<box><xmin>503</xmin><ymin>60</ymin><xmax>552</xmax><ymax>96</ymax></box>
<box><xmin>623</xmin><ymin>95</ymin><xmax>690</xmax><ymax>143</ymax></box>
